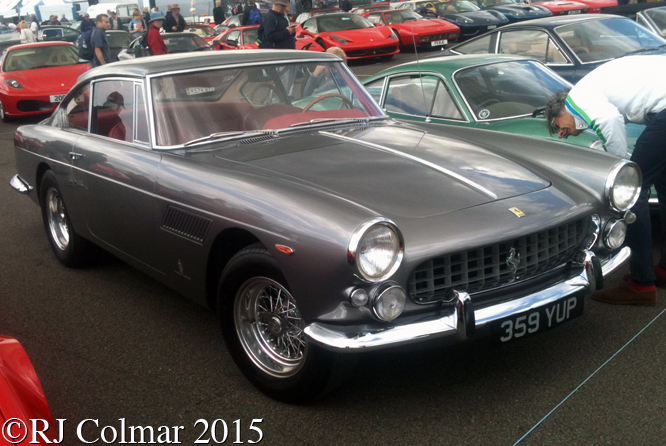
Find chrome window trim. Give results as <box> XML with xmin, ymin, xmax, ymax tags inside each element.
<box><xmin>57</xmin><ymin>82</ymin><xmax>92</xmax><ymax>132</ymax></box>
<box><xmin>451</xmin><ymin>58</ymin><xmax>568</xmax><ymax>123</ymax></box>
<box><xmin>145</xmin><ymin>59</ymin><xmax>387</xmax><ymax>150</ymax></box>
<box><xmin>383</xmin><ymin>71</ymin><xmax>469</xmax><ymax>123</ymax></box>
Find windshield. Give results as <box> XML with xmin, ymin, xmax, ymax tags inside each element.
<box><xmin>163</xmin><ymin>35</ymin><xmax>211</xmax><ymax>53</ymax></box>
<box><xmin>318</xmin><ymin>14</ymin><xmax>374</xmax><ymax>32</ymax></box>
<box><xmin>243</xmin><ymin>28</ymin><xmax>259</xmax><ymax>42</ymax></box>
<box><xmin>150</xmin><ymin>61</ymin><xmax>384</xmax><ymax>147</ymax></box>
<box><xmin>434</xmin><ymin>1</ymin><xmax>481</xmax><ymax>14</ymax></box>
<box><xmin>3</xmin><ymin>45</ymin><xmax>81</xmax><ymax>72</ymax></box>
<box><xmin>311</xmin><ymin>8</ymin><xmax>341</xmax><ymax>15</ymax></box>
<box><xmin>556</xmin><ymin>18</ymin><xmax>666</xmax><ymax>62</ymax></box>
<box><xmin>454</xmin><ymin>60</ymin><xmax>571</xmax><ymax>120</ymax></box>
<box><xmin>187</xmin><ymin>26</ymin><xmax>215</xmax><ymax>36</ymax></box>
<box><xmin>383</xmin><ymin>10</ymin><xmax>422</xmax><ymax>23</ymax></box>
<box><xmin>645</xmin><ymin>8</ymin><xmax>666</xmax><ymax>36</ymax></box>
<box><xmin>478</xmin><ymin>0</ymin><xmax>517</xmax><ymax>6</ymax></box>
<box><xmin>107</xmin><ymin>32</ymin><xmax>133</xmax><ymax>47</ymax></box>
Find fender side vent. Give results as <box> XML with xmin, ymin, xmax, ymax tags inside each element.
<box><xmin>161</xmin><ymin>206</ymin><xmax>212</xmax><ymax>244</ymax></box>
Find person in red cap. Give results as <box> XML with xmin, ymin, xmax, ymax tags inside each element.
<box><xmin>147</xmin><ymin>13</ymin><xmax>168</xmax><ymax>55</ymax></box>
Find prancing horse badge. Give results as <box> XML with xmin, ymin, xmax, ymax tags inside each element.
<box><xmin>509</xmin><ymin>207</ymin><xmax>525</xmax><ymax>218</ymax></box>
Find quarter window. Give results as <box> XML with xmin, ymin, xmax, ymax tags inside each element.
<box><xmin>63</xmin><ymin>84</ymin><xmax>90</xmax><ymax>131</ymax></box>
<box><xmin>364</xmin><ymin>78</ymin><xmax>385</xmax><ymax>104</ymax></box>
<box><xmin>453</xmin><ymin>34</ymin><xmax>493</xmax><ymax>55</ymax></box>
<box><xmin>498</xmin><ymin>30</ymin><xmax>566</xmax><ymax>64</ymax></box>
<box><xmin>384</xmin><ymin>75</ymin><xmax>463</xmax><ymax>120</ymax></box>
<box><xmin>91</xmin><ymin>80</ymin><xmax>135</xmax><ymax>142</ymax></box>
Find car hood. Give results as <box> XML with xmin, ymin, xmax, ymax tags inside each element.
<box><xmin>445</xmin><ymin>11</ymin><xmax>507</xmax><ymax>24</ymax></box>
<box><xmin>487</xmin><ymin>4</ymin><xmax>550</xmax><ymax>15</ymax></box>
<box><xmin>211</xmin><ymin>124</ymin><xmax>551</xmax><ymax>218</ymax></box>
<box><xmin>2</xmin><ymin>63</ymin><xmax>89</xmax><ymax>92</ymax></box>
<box><xmin>322</xmin><ymin>27</ymin><xmax>391</xmax><ymax>42</ymax></box>
<box><xmin>534</xmin><ymin>0</ymin><xmax>587</xmax><ymax>9</ymax></box>
<box><xmin>393</xmin><ymin>19</ymin><xmax>453</xmax><ymax>31</ymax></box>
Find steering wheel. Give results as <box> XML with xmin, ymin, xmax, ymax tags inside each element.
<box><xmin>302</xmin><ymin>93</ymin><xmax>355</xmax><ymax>112</ymax></box>
<box><xmin>475</xmin><ymin>98</ymin><xmax>500</xmax><ymax>113</ymax></box>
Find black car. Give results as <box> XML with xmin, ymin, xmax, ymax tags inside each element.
<box><xmin>442</xmin><ymin>14</ymin><xmax>666</xmax><ymax>82</ymax></box>
<box><xmin>475</xmin><ymin>0</ymin><xmax>552</xmax><ymax>23</ymax></box>
<box><xmin>39</xmin><ymin>25</ymin><xmax>82</xmax><ymax>43</ymax></box>
<box><xmin>602</xmin><ymin>2</ymin><xmax>666</xmax><ymax>38</ymax></box>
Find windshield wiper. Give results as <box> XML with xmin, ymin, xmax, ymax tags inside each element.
<box><xmin>532</xmin><ymin>107</ymin><xmax>546</xmax><ymax>118</ymax></box>
<box><xmin>623</xmin><ymin>44</ymin><xmax>666</xmax><ymax>57</ymax></box>
<box><xmin>183</xmin><ymin>130</ymin><xmax>271</xmax><ymax>146</ymax></box>
<box><xmin>289</xmin><ymin>117</ymin><xmax>371</xmax><ymax>128</ymax></box>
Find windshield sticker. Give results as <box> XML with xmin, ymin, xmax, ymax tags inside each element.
<box><xmin>341</xmin><ymin>17</ymin><xmax>350</xmax><ymax>20</ymax></box>
<box><xmin>186</xmin><ymin>87</ymin><xmax>216</xmax><ymax>95</ymax></box>
<box><xmin>479</xmin><ymin>109</ymin><xmax>490</xmax><ymax>119</ymax></box>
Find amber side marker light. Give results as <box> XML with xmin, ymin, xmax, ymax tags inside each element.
<box><xmin>275</xmin><ymin>245</ymin><xmax>294</xmax><ymax>255</ymax></box>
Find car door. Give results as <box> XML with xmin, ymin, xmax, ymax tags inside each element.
<box><xmin>63</xmin><ymin>27</ymin><xmax>81</xmax><ymax>43</ymax></box>
<box><xmin>70</xmin><ymin>78</ymin><xmax>163</xmax><ymax>268</ymax></box>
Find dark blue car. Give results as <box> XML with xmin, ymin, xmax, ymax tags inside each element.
<box><xmin>475</xmin><ymin>0</ymin><xmax>552</xmax><ymax>23</ymax></box>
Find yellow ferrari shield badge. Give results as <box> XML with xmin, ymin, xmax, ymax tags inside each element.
<box><xmin>509</xmin><ymin>207</ymin><xmax>525</xmax><ymax>218</ymax></box>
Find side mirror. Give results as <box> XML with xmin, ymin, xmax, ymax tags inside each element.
<box><xmin>227</xmin><ymin>39</ymin><xmax>238</xmax><ymax>46</ymax></box>
<box><xmin>374</xmin><ymin>22</ymin><xmax>382</xmax><ymax>27</ymax></box>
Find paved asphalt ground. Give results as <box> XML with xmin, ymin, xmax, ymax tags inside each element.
<box><xmin>2</xmin><ymin>48</ymin><xmax>666</xmax><ymax>446</ymax></box>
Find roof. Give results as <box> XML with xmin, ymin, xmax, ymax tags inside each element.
<box><xmin>364</xmin><ymin>54</ymin><xmax>535</xmax><ymax>80</ymax></box>
<box><xmin>78</xmin><ymin>50</ymin><xmax>340</xmax><ymax>82</ymax></box>
<box><xmin>503</xmin><ymin>13</ymin><xmax>621</xmax><ymax>28</ymax></box>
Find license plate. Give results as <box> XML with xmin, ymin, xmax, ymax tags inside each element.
<box><xmin>568</xmin><ymin>9</ymin><xmax>581</xmax><ymax>14</ymax></box>
<box><xmin>487</xmin><ymin>25</ymin><xmax>497</xmax><ymax>29</ymax></box>
<box><xmin>494</xmin><ymin>293</ymin><xmax>584</xmax><ymax>343</ymax></box>
<box><xmin>50</xmin><ymin>94</ymin><xmax>65</xmax><ymax>103</ymax></box>
<box><xmin>431</xmin><ymin>39</ymin><xmax>448</xmax><ymax>46</ymax></box>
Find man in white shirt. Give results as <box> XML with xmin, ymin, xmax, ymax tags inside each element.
<box><xmin>546</xmin><ymin>55</ymin><xmax>666</xmax><ymax>306</ymax></box>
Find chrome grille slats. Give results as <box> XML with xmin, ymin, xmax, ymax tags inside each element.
<box><xmin>409</xmin><ymin>218</ymin><xmax>587</xmax><ymax>303</ymax></box>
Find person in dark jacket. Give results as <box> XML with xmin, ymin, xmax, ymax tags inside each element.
<box><xmin>339</xmin><ymin>0</ymin><xmax>352</xmax><ymax>12</ymax></box>
<box><xmin>258</xmin><ymin>0</ymin><xmax>295</xmax><ymax>49</ymax></box>
<box><xmin>80</xmin><ymin>13</ymin><xmax>95</xmax><ymax>33</ymax></box>
<box><xmin>163</xmin><ymin>3</ymin><xmax>185</xmax><ymax>32</ymax></box>
<box><xmin>241</xmin><ymin>0</ymin><xmax>258</xmax><ymax>25</ymax></box>
<box><xmin>234</xmin><ymin>0</ymin><xmax>244</xmax><ymax>15</ymax></box>
<box><xmin>213</xmin><ymin>0</ymin><xmax>226</xmax><ymax>24</ymax></box>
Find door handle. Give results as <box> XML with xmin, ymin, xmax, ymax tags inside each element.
<box><xmin>69</xmin><ymin>152</ymin><xmax>84</xmax><ymax>160</ymax></box>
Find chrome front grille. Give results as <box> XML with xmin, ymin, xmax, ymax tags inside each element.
<box><xmin>408</xmin><ymin>218</ymin><xmax>588</xmax><ymax>303</ymax></box>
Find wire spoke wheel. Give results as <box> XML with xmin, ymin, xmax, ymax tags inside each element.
<box><xmin>234</xmin><ymin>277</ymin><xmax>307</xmax><ymax>378</ymax></box>
<box><xmin>46</xmin><ymin>187</ymin><xmax>70</xmax><ymax>251</ymax></box>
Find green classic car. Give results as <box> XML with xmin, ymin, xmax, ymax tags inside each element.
<box><xmin>362</xmin><ymin>53</ymin><xmax>652</xmax><ymax>200</ymax></box>
<box><xmin>363</xmin><ymin>54</ymin><xmax>603</xmax><ymax>148</ymax></box>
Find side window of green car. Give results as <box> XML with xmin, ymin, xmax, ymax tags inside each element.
<box><xmin>384</xmin><ymin>75</ymin><xmax>463</xmax><ymax>120</ymax></box>
<box><xmin>364</xmin><ymin>78</ymin><xmax>385</xmax><ymax>104</ymax></box>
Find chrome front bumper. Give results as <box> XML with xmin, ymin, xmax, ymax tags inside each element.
<box><xmin>305</xmin><ymin>247</ymin><xmax>631</xmax><ymax>351</ymax></box>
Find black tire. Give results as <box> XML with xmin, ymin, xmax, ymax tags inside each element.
<box><xmin>0</xmin><ymin>99</ymin><xmax>11</xmax><ymax>123</ymax></box>
<box><xmin>393</xmin><ymin>29</ymin><xmax>405</xmax><ymax>51</ymax></box>
<box><xmin>218</xmin><ymin>244</ymin><xmax>355</xmax><ymax>404</ymax></box>
<box><xmin>39</xmin><ymin>170</ymin><xmax>91</xmax><ymax>268</ymax></box>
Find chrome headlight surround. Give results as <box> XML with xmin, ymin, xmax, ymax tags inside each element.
<box><xmin>603</xmin><ymin>218</ymin><xmax>627</xmax><ymax>250</ymax></box>
<box><xmin>604</xmin><ymin>160</ymin><xmax>642</xmax><ymax>212</ymax></box>
<box><xmin>371</xmin><ymin>283</ymin><xmax>406</xmax><ymax>322</ymax></box>
<box><xmin>348</xmin><ymin>217</ymin><xmax>404</xmax><ymax>283</ymax></box>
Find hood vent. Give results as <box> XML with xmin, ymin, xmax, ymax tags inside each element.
<box><xmin>161</xmin><ymin>206</ymin><xmax>212</xmax><ymax>244</ymax></box>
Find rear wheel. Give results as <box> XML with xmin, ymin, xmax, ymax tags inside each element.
<box><xmin>39</xmin><ymin>170</ymin><xmax>91</xmax><ymax>267</ymax></box>
<box><xmin>218</xmin><ymin>244</ymin><xmax>354</xmax><ymax>403</ymax></box>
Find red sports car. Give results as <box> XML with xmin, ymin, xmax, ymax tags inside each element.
<box><xmin>575</xmin><ymin>0</ymin><xmax>618</xmax><ymax>13</ymax></box>
<box><xmin>0</xmin><ymin>336</ymin><xmax>57</xmax><ymax>444</ymax></box>
<box><xmin>523</xmin><ymin>0</ymin><xmax>590</xmax><ymax>15</ymax></box>
<box><xmin>361</xmin><ymin>9</ymin><xmax>460</xmax><ymax>48</ymax></box>
<box><xmin>294</xmin><ymin>8</ymin><xmax>342</xmax><ymax>23</ymax></box>
<box><xmin>185</xmin><ymin>24</ymin><xmax>220</xmax><ymax>44</ymax></box>
<box><xmin>297</xmin><ymin>12</ymin><xmax>401</xmax><ymax>60</ymax></box>
<box><xmin>0</xmin><ymin>42</ymin><xmax>90</xmax><ymax>122</ymax></box>
<box><xmin>213</xmin><ymin>25</ymin><xmax>325</xmax><ymax>51</ymax></box>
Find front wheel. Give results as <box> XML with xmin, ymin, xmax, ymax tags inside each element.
<box><xmin>0</xmin><ymin>100</ymin><xmax>11</xmax><ymax>123</ymax></box>
<box><xmin>218</xmin><ymin>244</ymin><xmax>354</xmax><ymax>403</ymax></box>
<box><xmin>39</xmin><ymin>170</ymin><xmax>92</xmax><ymax>267</ymax></box>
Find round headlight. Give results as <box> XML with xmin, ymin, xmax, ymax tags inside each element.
<box><xmin>605</xmin><ymin>161</ymin><xmax>642</xmax><ymax>212</ymax></box>
<box><xmin>348</xmin><ymin>218</ymin><xmax>404</xmax><ymax>282</ymax></box>
<box><xmin>604</xmin><ymin>218</ymin><xmax>627</xmax><ymax>250</ymax></box>
<box><xmin>373</xmin><ymin>285</ymin><xmax>406</xmax><ymax>322</ymax></box>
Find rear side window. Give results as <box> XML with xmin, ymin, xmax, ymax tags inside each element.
<box><xmin>498</xmin><ymin>30</ymin><xmax>566</xmax><ymax>64</ymax></box>
<box><xmin>64</xmin><ymin>85</ymin><xmax>91</xmax><ymax>131</ymax></box>
<box><xmin>454</xmin><ymin>34</ymin><xmax>493</xmax><ymax>55</ymax></box>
